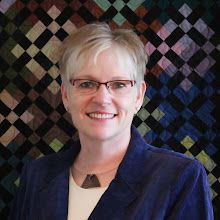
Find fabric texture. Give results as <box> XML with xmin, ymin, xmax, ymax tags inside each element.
<box><xmin>9</xmin><ymin>127</ymin><xmax>214</xmax><ymax>220</ymax></box>
<box><xmin>68</xmin><ymin>171</ymin><xmax>107</xmax><ymax>220</ymax></box>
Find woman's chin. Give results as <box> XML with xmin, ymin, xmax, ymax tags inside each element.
<box><xmin>79</xmin><ymin>128</ymin><xmax>117</xmax><ymax>142</ymax></box>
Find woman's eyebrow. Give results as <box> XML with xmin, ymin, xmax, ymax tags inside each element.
<box><xmin>73</xmin><ymin>75</ymin><xmax>131</xmax><ymax>81</ymax></box>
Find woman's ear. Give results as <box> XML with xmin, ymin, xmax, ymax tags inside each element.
<box><xmin>61</xmin><ymin>83</ymin><xmax>69</xmax><ymax>112</ymax></box>
<box><xmin>135</xmin><ymin>81</ymin><xmax>147</xmax><ymax>113</ymax></box>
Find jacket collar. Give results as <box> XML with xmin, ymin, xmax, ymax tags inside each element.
<box><xmin>37</xmin><ymin>126</ymin><xmax>149</xmax><ymax>219</ymax></box>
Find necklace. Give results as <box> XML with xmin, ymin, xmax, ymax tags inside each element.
<box><xmin>72</xmin><ymin>166</ymin><xmax>118</xmax><ymax>189</ymax></box>
<box><xmin>81</xmin><ymin>174</ymin><xmax>101</xmax><ymax>188</ymax></box>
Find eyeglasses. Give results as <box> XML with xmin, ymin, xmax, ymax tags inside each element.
<box><xmin>69</xmin><ymin>79</ymin><xmax>136</xmax><ymax>96</ymax></box>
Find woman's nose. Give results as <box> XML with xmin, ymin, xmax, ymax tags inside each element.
<box><xmin>91</xmin><ymin>84</ymin><xmax>112</xmax><ymax>104</ymax></box>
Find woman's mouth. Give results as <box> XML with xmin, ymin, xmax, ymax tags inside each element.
<box><xmin>87</xmin><ymin>113</ymin><xmax>116</xmax><ymax>119</ymax></box>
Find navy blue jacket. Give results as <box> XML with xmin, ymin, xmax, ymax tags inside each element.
<box><xmin>9</xmin><ymin>127</ymin><xmax>214</xmax><ymax>219</ymax></box>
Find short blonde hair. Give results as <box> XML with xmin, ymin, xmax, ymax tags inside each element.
<box><xmin>59</xmin><ymin>23</ymin><xmax>148</xmax><ymax>84</ymax></box>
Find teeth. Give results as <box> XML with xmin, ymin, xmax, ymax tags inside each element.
<box><xmin>88</xmin><ymin>113</ymin><xmax>114</xmax><ymax>119</ymax></box>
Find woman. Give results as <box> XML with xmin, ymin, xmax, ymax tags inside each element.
<box><xmin>10</xmin><ymin>23</ymin><xmax>213</xmax><ymax>220</ymax></box>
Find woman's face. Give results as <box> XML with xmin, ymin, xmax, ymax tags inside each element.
<box><xmin>61</xmin><ymin>46</ymin><xmax>146</xmax><ymax>142</ymax></box>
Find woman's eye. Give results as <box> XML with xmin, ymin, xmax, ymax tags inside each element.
<box><xmin>79</xmin><ymin>81</ymin><xmax>96</xmax><ymax>88</ymax></box>
<box><xmin>112</xmin><ymin>81</ymin><xmax>127</xmax><ymax>89</ymax></box>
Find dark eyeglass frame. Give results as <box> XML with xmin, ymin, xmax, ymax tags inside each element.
<box><xmin>69</xmin><ymin>79</ymin><xmax>136</xmax><ymax>92</ymax></box>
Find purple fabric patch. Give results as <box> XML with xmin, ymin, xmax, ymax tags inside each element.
<box><xmin>178</xmin><ymin>3</ymin><xmax>192</xmax><ymax>17</ymax></box>
<box><xmin>0</xmin><ymin>0</ymin><xmax>16</xmax><ymax>13</ymax></box>
<box><xmin>180</xmin><ymin>64</ymin><xmax>192</xmax><ymax>77</ymax></box>
<box><xmin>180</xmin><ymin>19</ymin><xmax>192</xmax><ymax>33</ymax></box>
<box><xmin>195</xmin><ymin>56</ymin><xmax>215</xmax><ymax>77</ymax></box>
<box><xmin>179</xmin><ymin>35</ymin><xmax>200</xmax><ymax>61</ymax></box>
<box><xmin>194</xmin><ymin>19</ymin><xmax>214</xmax><ymax>39</ymax></box>
<box><xmin>180</xmin><ymin>78</ymin><xmax>192</xmax><ymax>91</ymax></box>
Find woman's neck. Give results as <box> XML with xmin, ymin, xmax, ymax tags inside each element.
<box><xmin>73</xmin><ymin>131</ymin><xmax>131</xmax><ymax>174</ymax></box>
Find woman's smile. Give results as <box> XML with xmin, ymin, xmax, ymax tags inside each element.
<box><xmin>87</xmin><ymin>112</ymin><xmax>116</xmax><ymax>120</ymax></box>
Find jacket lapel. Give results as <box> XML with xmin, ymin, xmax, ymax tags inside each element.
<box><xmin>37</xmin><ymin>143</ymin><xmax>80</xmax><ymax>220</ymax></box>
<box><xmin>38</xmin><ymin>168</ymin><xmax>70</xmax><ymax>220</ymax></box>
<box><xmin>89</xmin><ymin>127</ymin><xmax>149</xmax><ymax>219</ymax></box>
<box><xmin>89</xmin><ymin>175</ymin><xmax>139</xmax><ymax>219</ymax></box>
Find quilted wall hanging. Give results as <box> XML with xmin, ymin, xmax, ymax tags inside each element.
<box><xmin>0</xmin><ymin>0</ymin><xmax>219</xmax><ymax>219</ymax></box>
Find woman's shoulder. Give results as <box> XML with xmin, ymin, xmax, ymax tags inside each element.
<box><xmin>139</xmin><ymin>141</ymin><xmax>204</xmax><ymax>176</ymax></box>
<box><xmin>131</xmin><ymin>126</ymin><xmax>202</xmax><ymax>170</ymax></box>
<box><xmin>147</xmin><ymin>143</ymin><xmax>197</xmax><ymax>164</ymax></box>
<box><xmin>22</xmin><ymin>143</ymin><xmax>80</xmax><ymax>179</ymax></box>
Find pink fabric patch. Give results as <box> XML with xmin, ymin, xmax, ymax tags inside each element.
<box><xmin>157</xmin><ymin>26</ymin><xmax>171</xmax><ymax>41</ymax></box>
<box><xmin>158</xmin><ymin>57</ymin><xmax>172</xmax><ymax>70</ymax></box>
<box><xmin>158</xmin><ymin>42</ymin><xmax>170</xmax><ymax>54</ymax></box>
<box><xmin>145</xmin><ymin>42</ymin><xmax>156</xmax><ymax>55</ymax></box>
<box><xmin>171</xmin><ymin>42</ymin><xmax>185</xmax><ymax>55</ymax></box>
